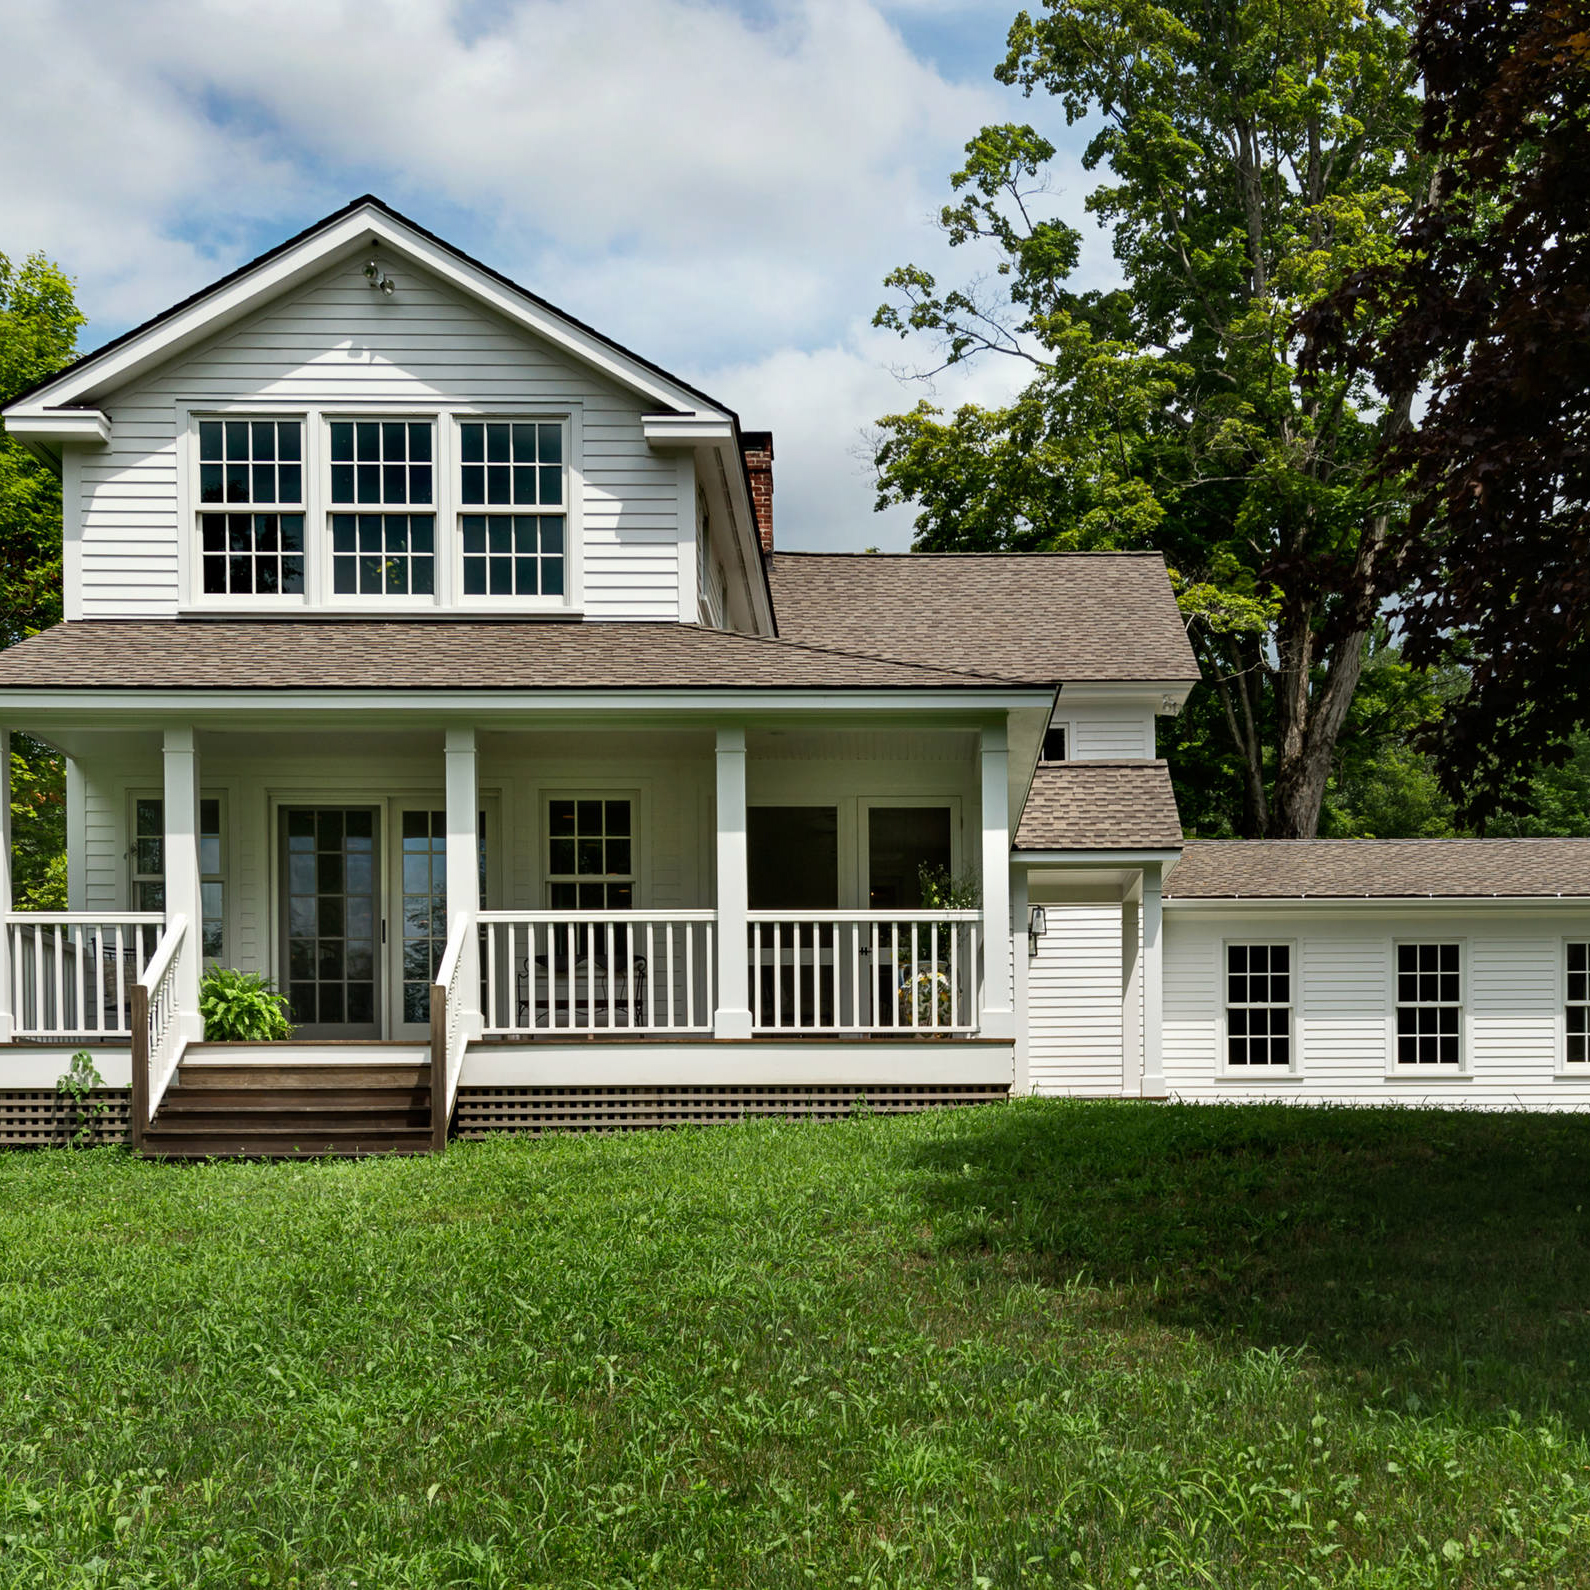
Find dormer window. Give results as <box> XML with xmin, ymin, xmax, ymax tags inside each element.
<box><xmin>458</xmin><ymin>421</ymin><xmax>565</xmax><ymax>598</ymax></box>
<box><xmin>329</xmin><ymin>420</ymin><xmax>436</xmax><ymax>597</ymax></box>
<box><xmin>198</xmin><ymin>419</ymin><xmax>305</xmax><ymax>595</ymax></box>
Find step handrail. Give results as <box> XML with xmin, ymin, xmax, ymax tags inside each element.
<box><xmin>429</xmin><ymin>911</ymin><xmax>474</xmax><ymax>1152</ymax></box>
<box><xmin>130</xmin><ymin>914</ymin><xmax>189</xmax><ymax>1146</ymax></box>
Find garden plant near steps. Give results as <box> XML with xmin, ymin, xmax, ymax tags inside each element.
<box><xmin>197</xmin><ymin>966</ymin><xmax>292</xmax><ymax>1042</ymax></box>
<box><xmin>53</xmin><ymin>1049</ymin><xmax>105</xmax><ymax>1147</ymax></box>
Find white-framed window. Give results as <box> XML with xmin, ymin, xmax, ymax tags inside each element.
<box><xmin>546</xmin><ymin>796</ymin><xmax>634</xmax><ymax>908</ymax></box>
<box><xmin>1223</xmin><ymin>942</ymin><xmax>1294</xmax><ymax>1069</ymax></box>
<box><xmin>1566</xmin><ymin>941</ymin><xmax>1590</xmax><ymax>1066</ymax></box>
<box><xmin>327</xmin><ymin>418</ymin><xmax>437</xmax><ymax>597</ymax></box>
<box><xmin>1041</xmin><ymin>722</ymin><xmax>1069</xmax><ymax>762</ymax></box>
<box><xmin>457</xmin><ymin>419</ymin><xmax>566</xmax><ymax>600</ymax></box>
<box><xmin>196</xmin><ymin>417</ymin><xmax>306</xmax><ymax>596</ymax></box>
<box><xmin>130</xmin><ymin>794</ymin><xmax>226</xmax><ymax>960</ymax></box>
<box><xmin>1393</xmin><ymin>941</ymin><xmax>1463</xmax><ymax>1067</ymax></box>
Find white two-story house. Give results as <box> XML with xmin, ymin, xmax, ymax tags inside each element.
<box><xmin>4</xmin><ymin>197</ymin><xmax>1589</xmax><ymax>1154</ymax></box>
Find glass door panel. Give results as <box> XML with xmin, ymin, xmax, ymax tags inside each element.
<box><xmin>400</xmin><ymin>809</ymin><xmax>447</xmax><ymax>1029</ymax></box>
<box><xmin>281</xmin><ymin>807</ymin><xmax>379</xmax><ymax>1038</ymax></box>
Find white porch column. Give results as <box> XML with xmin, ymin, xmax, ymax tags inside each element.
<box><xmin>713</xmin><ymin>726</ymin><xmax>752</xmax><ymax>1039</ymax></box>
<box><xmin>1141</xmin><ymin>864</ymin><xmax>1165</xmax><ymax>1097</ymax></box>
<box><xmin>162</xmin><ymin>727</ymin><xmax>203</xmax><ymax>1039</ymax></box>
<box><xmin>979</xmin><ymin>720</ymin><xmax>1015</xmax><ymax>1040</ymax></box>
<box><xmin>445</xmin><ymin>726</ymin><xmax>481</xmax><ymax>1036</ymax></box>
<box><xmin>1011</xmin><ymin>864</ymin><xmax>1029</xmax><ymax>1092</ymax></box>
<box><xmin>0</xmin><ymin>729</ymin><xmax>12</xmax><ymax>1041</ymax></box>
<box><xmin>1121</xmin><ymin>884</ymin><xmax>1143</xmax><ymax>1096</ymax></box>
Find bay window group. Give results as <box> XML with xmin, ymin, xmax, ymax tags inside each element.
<box><xmin>192</xmin><ymin>411</ymin><xmax>569</xmax><ymax>606</ymax></box>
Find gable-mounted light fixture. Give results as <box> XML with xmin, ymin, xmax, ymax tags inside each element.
<box><xmin>363</xmin><ymin>258</ymin><xmax>396</xmax><ymax>295</ymax></box>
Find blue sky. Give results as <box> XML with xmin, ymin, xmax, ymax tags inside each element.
<box><xmin>4</xmin><ymin>1</ymin><xmax>1115</xmax><ymax>549</ymax></box>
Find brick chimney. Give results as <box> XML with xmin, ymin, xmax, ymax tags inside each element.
<box><xmin>741</xmin><ymin>430</ymin><xmax>774</xmax><ymax>553</ymax></box>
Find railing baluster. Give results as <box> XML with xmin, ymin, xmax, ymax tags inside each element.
<box><xmin>681</xmin><ymin>921</ymin><xmax>690</xmax><ymax>1029</ymax></box>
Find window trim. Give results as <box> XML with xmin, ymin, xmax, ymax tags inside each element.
<box><xmin>541</xmin><ymin>789</ymin><xmax>643</xmax><ymax>909</ymax></box>
<box><xmin>1387</xmin><ymin>937</ymin><xmax>1469</xmax><ymax>1075</ymax></box>
<box><xmin>1559</xmin><ymin>936</ymin><xmax>1590</xmax><ymax>1075</ymax></box>
<box><xmin>176</xmin><ymin>401</ymin><xmax>584</xmax><ymax>616</ymax></box>
<box><xmin>127</xmin><ymin>789</ymin><xmax>229</xmax><ymax>963</ymax></box>
<box><xmin>1040</xmin><ymin>721</ymin><xmax>1072</xmax><ymax>763</ymax></box>
<box><xmin>1219</xmin><ymin>937</ymin><xmax>1300</xmax><ymax>1078</ymax></box>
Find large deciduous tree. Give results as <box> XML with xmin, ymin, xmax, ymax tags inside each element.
<box><xmin>1313</xmin><ymin>0</ymin><xmax>1590</xmax><ymax>826</ymax></box>
<box><xmin>873</xmin><ymin>0</ymin><xmax>1427</xmax><ymax>837</ymax></box>
<box><xmin>0</xmin><ymin>251</ymin><xmax>84</xmax><ymax>907</ymax></box>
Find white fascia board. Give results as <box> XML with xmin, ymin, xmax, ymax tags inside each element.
<box><xmin>1015</xmin><ymin>849</ymin><xmax>1183</xmax><ymax>868</ymax></box>
<box><xmin>4</xmin><ymin>206</ymin><xmax>729</xmax><ymax>422</ymax></box>
<box><xmin>4</xmin><ymin>412</ymin><xmax>110</xmax><ymax>445</ymax></box>
<box><xmin>1058</xmin><ymin>679</ymin><xmax>1195</xmax><ymax>714</ymax></box>
<box><xmin>0</xmin><ymin>686</ymin><xmax>1054</xmax><ymax>726</ymax></box>
<box><xmin>1163</xmin><ymin>894</ymin><xmax>1590</xmax><ymax>913</ymax></box>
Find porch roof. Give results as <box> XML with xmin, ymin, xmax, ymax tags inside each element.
<box><xmin>0</xmin><ymin>619</ymin><xmax>1016</xmax><ymax>692</ymax></box>
<box><xmin>1165</xmin><ymin>838</ymin><xmax>1590</xmax><ymax>899</ymax></box>
<box><xmin>767</xmin><ymin>551</ymin><xmax>1200</xmax><ymax>685</ymax></box>
<box><xmin>1013</xmin><ymin>760</ymin><xmax>1184</xmax><ymax>851</ymax></box>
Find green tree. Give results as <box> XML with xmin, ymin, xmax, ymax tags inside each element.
<box><xmin>874</xmin><ymin>0</ymin><xmax>1428</xmax><ymax>838</ymax></box>
<box><xmin>0</xmin><ymin>251</ymin><xmax>84</xmax><ymax>909</ymax></box>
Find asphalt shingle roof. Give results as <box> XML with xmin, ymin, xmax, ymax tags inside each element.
<box><xmin>1165</xmin><ymin>839</ymin><xmax>1590</xmax><ymax>899</ymax></box>
<box><xmin>1014</xmin><ymin>761</ymin><xmax>1184</xmax><ymax>851</ymax></box>
<box><xmin>767</xmin><ymin>551</ymin><xmax>1199</xmax><ymax>685</ymax></box>
<box><xmin>0</xmin><ymin>620</ymin><xmax>1013</xmax><ymax>692</ymax></box>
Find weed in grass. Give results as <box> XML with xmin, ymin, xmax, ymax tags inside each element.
<box><xmin>0</xmin><ymin>1102</ymin><xmax>1586</xmax><ymax>1585</ymax></box>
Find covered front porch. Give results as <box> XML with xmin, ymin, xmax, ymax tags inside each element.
<box><xmin>0</xmin><ymin>707</ymin><xmax>1028</xmax><ymax>1151</ymax></box>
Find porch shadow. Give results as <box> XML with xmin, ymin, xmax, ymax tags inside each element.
<box><xmin>909</xmin><ymin>1098</ymin><xmax>1590</xmax><ymax>1429</ymax></box>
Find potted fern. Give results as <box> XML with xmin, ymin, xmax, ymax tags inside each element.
<box><xmin>198</xmin><ymin>967</ymin><xmax>293</xmax><ymax>1042</ymax></box>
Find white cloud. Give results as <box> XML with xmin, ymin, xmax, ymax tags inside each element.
<box><xmin>1</xmin><ymin>0</ymin><xmax>1108</xmax><ymax>549</ymax></box>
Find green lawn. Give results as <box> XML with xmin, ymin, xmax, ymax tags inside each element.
<box><xmin>2</xmin><ymin>1101</ymin><xmax>1589</xmax><ymax>1588</ymax></box>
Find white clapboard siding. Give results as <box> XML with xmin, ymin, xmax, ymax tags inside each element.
<box><xmin>1163</xmin><ymin>906</ymin><xmax>1590</xmax><ymax>1109</ymax></box>
<box><xmin>1028</xmin><ymin>904</ymin><xmax>1125</xmax><ymax>1095</ymax></box>
<box><xmin>1069</xmin><ymin>712</ymin><xmax>1154</xmax><ymax>760</ymax></box>
<box><xmin>78</xmin><ymin>258</ymin><xmax>679</xmax><ymax>620</ymax></box>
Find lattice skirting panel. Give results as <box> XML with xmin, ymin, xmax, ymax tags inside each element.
<box><xmin>454</xmin><ymin>1081</ymin><xmax>1009</xmax><ymax>1137</ymax></box>
<box><xmin>0</xmin><ymin>1090</ymin><xmax>131</xmax><ymax>1147</ymax></box>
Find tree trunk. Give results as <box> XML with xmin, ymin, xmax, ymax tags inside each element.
<box><xmin>1268</xmin><ymin>626</ymin><xmax>1371</xmax><ymax>837</ymax></box>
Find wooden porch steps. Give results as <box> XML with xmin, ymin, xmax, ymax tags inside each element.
<box><xmin>140</xmin><ymin>1044</ymin><xmax>438</xmax><ymax>1159</ymax></box>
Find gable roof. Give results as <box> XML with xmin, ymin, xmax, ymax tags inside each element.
<box><xmin>1166</xmin><ymin>839</ymin><xmax>1590</xmax><ymax>899</ymax></box>
<box><xmin>766</xmin><ymin>552</ymin><xmax>1199</xmax><ymax>686</ymax></box>
<box><xmin>0</xmin><ymin>619</ymin><xmax>1029</xmax><ymax>693</ymax></box>
<box><xmin>3</xmin><ymin>195</ymin><xmax>736</xmax><ymax>420</ymax></box>
<box><xmin>1014</xmin><ymin>761</ymin><xmax>1184</xmax><ymax>851</ymax></box>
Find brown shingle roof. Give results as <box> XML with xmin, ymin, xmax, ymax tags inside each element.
<box><xmin>1014</xmin><ymin>761</ymin><xmax>1184</xmax><ymax>851</ymax></box>
<box><xmin>1166</xmin><ymin>839</ymin><xmax>1590</xmax><ymax>899</ymax></box>
<box><xmin>768</xmin><ymin>551</ymin><xmax>1199</xmax><ymax>684</ymax></box>
<box><xmin>0</xmin><ymin>620</ymin><xmax>1017</xmax><ymax>692</ymax></box>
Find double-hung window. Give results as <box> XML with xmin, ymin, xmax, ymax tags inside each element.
<box><xmin>198</xmin><ymin>419</ymin><xmax>305</xmax><ymax>595</ymax></box>
<box><xmin>329</xmin><ymin>419</ymin><xmax>436</xmax><ymax>596</ymax></box>
<box><xmin>1225</xmin><ymin>943</ymin><xmax>1292</xmax><ymax>1068</ymax></box>
<box><xmin>1567</xmin><ymin>942</ymin><xmax>1590</xmax><ymax>1064</ymax></box>
<box><xmin>1395</xmin><ymin>942</ymin><xmax>1462</xmax><ymax>1065</ymax></box>
<box><xmin>547</xmin><ymin>798</ymin><xmax>633</xmax><ymax>907</ymax></box>
<box><xmin>131</xmin><ymin>795</ymin><xmax>226</xmax><ymax>959</ymax></box>
<box><xmin>458</xmin><ymin>420</ymin><xmax>565</xmax><ymax>598</ymax></box>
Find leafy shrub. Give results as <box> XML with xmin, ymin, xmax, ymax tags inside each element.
<box><xmin>55</xmin><ymin>1049</ymin><xmax>106</xmax><ymax>1146</ymax></box>
<box><xmin>917</xmin><ymin>863</ymin><xmax>980</xmax><ymax>911</ymax></box>
<box><xmin>199</xmin><ymin>967</ymin><xmax>292</xmax><ymax>1042</ymax></box>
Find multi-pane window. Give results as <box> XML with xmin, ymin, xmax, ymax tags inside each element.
<box><xmin>1567</xmin><ymin>943</ymin><xmax>1590</xmax><ymax>1063</ymax></box>
<box><xmin>198</xmin><ymin>418</ymin><xmax>305</xmax><ymax>595</ymax></box>
<box><xmin>131</xmin><ymin>796</ymin><xmax>225</xmax><ymax>959</ymax></box>
<box><xmin>458</xmin><ymin>421</ymin><xmax>565</xmax><ymax>598</ymax></box>
<box><xmin>547</xmin><ymin>799</ymin><xmax>632</xmax><ymax>908</ymax></box>
<box><xmin>329</xmin><ymin>420</ymin><xmax>435</xmax><ymax>596</ymax></box>
<box><xmin>1225</xmin><ymin>943</ymin><xmax>1291</xmax><ymax>1067</ymax></box>
<box><xmin>1395</xmin><ymin>942</ymin><xmax>1462</xmax><ymax>1065</ymax></box>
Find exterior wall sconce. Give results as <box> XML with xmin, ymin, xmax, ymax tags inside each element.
<box><xmin>1028</xmin><ymin>905</ymin><xmax>1046</xmax><ymax>957</ymax></box>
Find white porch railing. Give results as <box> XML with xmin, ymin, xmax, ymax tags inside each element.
<box><xmin>430</xmin><ymin>912</ymin><xmax>474</xmax><ymax>1149</ymax></box>
<box><xmin>479</xmin><ymin>910</ymin><xmax>717</xmax><ymax>1036</ymax></box>
<box><xmin>5</xmin><ymin>913</ymin><xmax>166</xmax><ymax>1038</ymax></box>
<box><xmin>130</xmin><ymin>914</ymin><xmax>188</xmax><ymax>1139</ymax></box>
<box><xmin>747</xmin><ymin>910</ymin><xmax>982</xmax><ymax>1035</ymax></box>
